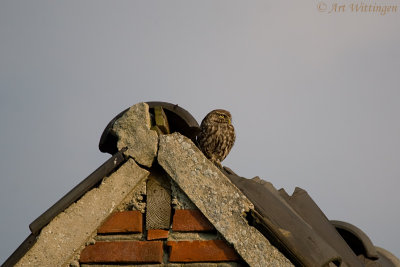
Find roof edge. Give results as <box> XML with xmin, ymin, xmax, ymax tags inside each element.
<box><xmin>29</xmin><ymin>149</ymin><xmax>127</xmax><ymax>234</ymax></box>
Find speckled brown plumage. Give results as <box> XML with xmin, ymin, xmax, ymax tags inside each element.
<box><xmin>197</xmin><ymin>109</ymin><xmax>235</xmax><ymax>167</ymax></box>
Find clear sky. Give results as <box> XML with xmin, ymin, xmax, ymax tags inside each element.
<box><xmin>1</xmin><ymin>1</ymin><xmax>399</xmax><ymax>263</ymax></box>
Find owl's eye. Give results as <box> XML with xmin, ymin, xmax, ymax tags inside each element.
<box><xmin>219</xmin><ymin>115</ymin><xmax>225</xmax><ymax>119</ymax></box>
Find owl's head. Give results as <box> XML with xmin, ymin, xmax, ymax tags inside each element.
<box><xmin>203</xmin><ymin>109</ymin><xmax>232</xmax><ymax>125</ymax></box>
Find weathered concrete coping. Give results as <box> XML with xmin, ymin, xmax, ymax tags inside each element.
<box><xmin>16</xmin><ymin>159</ymin><xmax>149</xmax><ymax>267</ymax></box>
<box><xmin>157</xmin><ymin>132</ymin><xmax>293</xmax><ymax>267</ymax></box>
<box><xmin>112</xmin><ymin>102</ymin><xmax>158</xmax><ymax>167</ymax></box>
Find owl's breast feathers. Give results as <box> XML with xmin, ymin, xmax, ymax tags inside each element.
<box><xmin>197</xmin><ymin>118</ymin><xmax>235</xmax><ymax>164</ymax></box>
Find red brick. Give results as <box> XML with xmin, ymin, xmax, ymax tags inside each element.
<box><xmin>172</xmin><ymin>209</ymin><xmax>214</xmax><ymax>232</ymax></box>
<box><xmin>80</xmin><ymin>241</ymin><xmax>163</xmax><ymax>264</ymax></box>
<box><xmin>97</xmin><ymin>211</ymin><xmax>142</xmax><ymax>234</ymax></box>
<box><xmin>167</xmin><ymin>240</ymin><xmax>240</xmax><ymax>262</ymax></box>
<box><xmin>147</xmin><ymin>229</ymin><xmax>169</xmax><ymax>240</ymax></box>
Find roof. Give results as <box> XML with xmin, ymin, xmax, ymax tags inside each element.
<box><xmin>3</xmin><ymin>101</ymin><xmax>399</xmax><ymax>267</ymax></box>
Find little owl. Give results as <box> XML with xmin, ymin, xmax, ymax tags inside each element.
<box><xmin>197</xmin><ymin>109</ymin><xmax>236</xmax><ymax>167</ymax></box>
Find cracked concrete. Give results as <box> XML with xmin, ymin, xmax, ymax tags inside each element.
<box><xmin>112</xmin><ymin>102</ymin><xmax>158</xmax><ymax>167</ymax></box>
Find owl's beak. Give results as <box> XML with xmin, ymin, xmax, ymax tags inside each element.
<box><xmin>228</xmin><ymin>118</ymin><xmax>231</xmax><ymax>124</ymax></box>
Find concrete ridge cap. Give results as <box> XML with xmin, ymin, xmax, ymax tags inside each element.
<box><xmin>157</xmin><ymin>132</ymin><xmax>293</xmax><ymax>267</ymax></box>
<box><xmin>112</xmin><ymin>102</ymin><xmax>159</xmax><ymax>167</ymax></box>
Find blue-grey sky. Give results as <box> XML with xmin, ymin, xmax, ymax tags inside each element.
<box><xmin>1</xmin><ymin>1</ymin><xmax>399</xmax><ymax>263</ymax></box>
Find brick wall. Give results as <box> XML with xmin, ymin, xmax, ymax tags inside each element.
<box><xmin>79</xmin><ymin>209</ymin><xmax>245</xmax><ymax>266</ymax></box>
